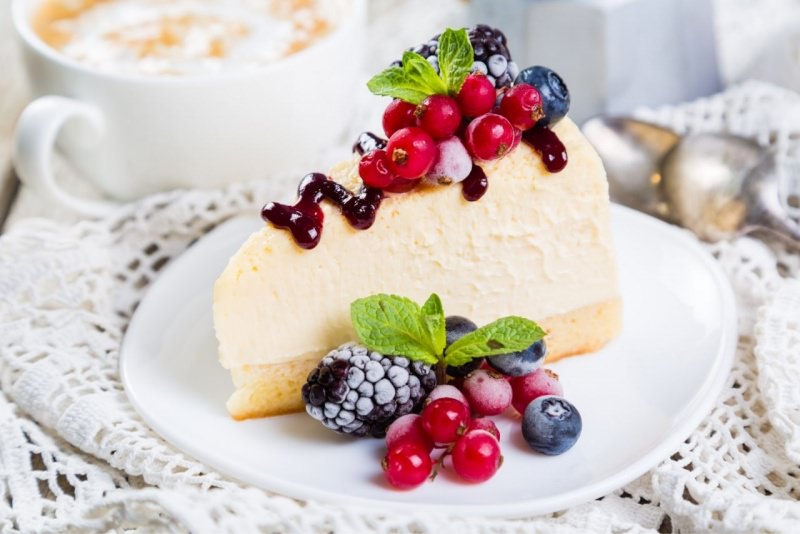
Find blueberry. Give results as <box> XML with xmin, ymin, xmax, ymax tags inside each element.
<box><xmin>444</xmin><ymin>316</ymin><xmax>484</xmax><ymax>377</ymax></box>
<box><xmin>515</xmin><ymin>66</ymin><xmax>570</xmax><ymax>125</ymax></box>
<box><xmin>522</xmin><ymin>396</ymin><xmax>582</xmax><ymax>455</ymax></box>
<box><xmin>445</xmin><ymin>316</ymin><xmax>477</xmax><ymax>346</ymax></box>
<box><xmin>447</xmin><ymin>358</ymin><xmax>483</xmax><ymax>378</ymax></box>
<box><xmin>487</xmin><ymin>339</ymin><xmax>546</xmax><ymax>377</ymax></box>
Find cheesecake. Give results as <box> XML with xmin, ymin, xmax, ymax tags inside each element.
<box><xmin>213</xmin><ymin>116</ymin><xmax>621</xmax><ymax>420</ymax></box>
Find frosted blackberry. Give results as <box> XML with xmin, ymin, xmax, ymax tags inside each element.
<box><xmin>302</xmin><ymin>343</ymin><xmax>437</xmax><ymax>438</ymax></box>
<box><xmin>469</xmin><ymin>24</ymin><xmax>516</xmax><ymax>88</ymax></box>
<box><xmin>390</xmin><ymin>25</ymin><xmax>518</xmax><ymax>89</ymax></box>
<box><xmin>353</xmin><ymin>131</ymin><xmax>387</xmax><ymax>156</ymax></box>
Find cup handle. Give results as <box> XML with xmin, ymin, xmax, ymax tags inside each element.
<box><xmin>13</xmin><ymin>95</ymin><xmax>118</xmax><ymax>217</ymax></box>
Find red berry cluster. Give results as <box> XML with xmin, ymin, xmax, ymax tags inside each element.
<box><xmin>381</xmin><ymin>363</ymin><xmax>563</xmax><ymax>490</ymax></box>
<box><xmin>359</xmin><ymin>74</ymin><xmax>546</xmax><ymax>193</ymax></box>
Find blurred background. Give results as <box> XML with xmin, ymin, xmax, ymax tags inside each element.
<box><xmin>3</xmin><ymin>0</ymin><xmax>800</xmax><ymax>226</ymax></box>
<box><xmin>6</xmin><ymin>0</ymin><xmax>800</xmax><ymax>133</ymax></box>
<box><xmin>373</xmin><ymin>0</ymin><xmax>800</xmax><ymax>118</ymax></box>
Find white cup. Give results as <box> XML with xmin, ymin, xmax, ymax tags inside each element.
<box><xmin>11</xmin><ymin>0</ymin><xmax>366</xmax><ymax>216</ymax></box>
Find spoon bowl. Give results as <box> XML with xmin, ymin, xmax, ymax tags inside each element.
<box><xmin>582</xmin><ymin>117</ymin><xmax>679</xmax><ymax>219</ymax></box>
<box><xmin>581</xmin><ymin>116</ymin><xmax>800</xmax><ymax>244</ymax></box>
<box><xmin>659</xmin><ymin>133</ymin><xmax>762</xmax><ymax>240</ymax></box>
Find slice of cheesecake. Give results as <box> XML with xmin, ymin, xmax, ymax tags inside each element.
<box><xmin>214</xmin><ymin>117</ymin><xmax>621</xmax><ymax>420</ymax></box>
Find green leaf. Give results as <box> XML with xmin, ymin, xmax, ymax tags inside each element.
<box><xmin>420</xmin><ymin>293</ymin><xmax>446</xmax><ymax>357</ymax></box>
<box><xmin>437</xmin><ymin>28</ymin><xmax>474</xmax><ymax>95</ymax></box>
<box><xmin>444</xmin><ymin>316</ymin><xmax>546</xmax><ymax>367</ymax></box>
<box><xmin>366</xmin><ymin>67</ymin><xmax>432</xmax><ymax>106</ymax></box>
<box><xmin>351</xmin><ymin>294</ymin><xmax>440</xmax><ymax>365</ymax></box>
<box><xmin>366</xmin><ymin>51</ymin><xmax>447</xmax><ymax>104</ymax></box>
<box><xmin>401</xmin><ymin>51</ymin><xmax>448</xmax><ymax>96</ymax></box>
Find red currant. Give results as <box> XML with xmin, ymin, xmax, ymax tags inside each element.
<box><xmin>421</xmin><ymin>397</ymin><xmax>471</xmax><ymax>445</ymax></box>
<box><xmin>386</xmin><ymin>127</ymin><xmax>437</xmax><ymax>179</ymax></box>
<box><xmin>511</xmin><ymin>368</ymin><xmax>564</xmax><ymax>414</ymax></box>
<box><xmin>386</xmin><ymin>414</ymin><xmax>434</xmax><ymax>453</ymax></box>
<box><xmin>424</xmin><ymin>384</ymin><xmax>468</xmax><ymax>407</ymax></box>
<box><xmin>499</xmin><ymin>83</ymin><xmax>544</xmax><ymax>130</ymax></box>
<box><xmin>462</xmin><ymin>369</ymin><xmax>513</xmax><ymax>416</ymax></box>
<box><xmin>383</xmin><ymin>441</ymin><xmax>433</xmax><ymax>490</ymax></box>
<box><xmin>358</xmin><ymin>149</ymin><xmax>395</xmax><ymax>188</ymax></box>
<box><xmin>382</xmin><ymin>99</ymin><xmax>417</xmax><ymax>137</ymax></box>
<box><xmin>467</xmin><ymin>418</ymin><xmax>501</xmax><ymax>441</ymax></box>
<box><xmin>456</xmin><ymin>73</ymin><xmax>496</xmax><ymax>117</ymax></box>
<box><xmin>384</xmin><ymin>176</ymin><xmax>421</xmax><ymax>193</ymax></box>
<box><xmin>451</xmin><ymin>430</ymin><xmax>502</xmax><ymax>483</ymax></box>
<box><xmin>464</xmin><ymin>113</ymin><xmax>515</xmax><ymax>161</ymax></box>
<box><xmin>510</xmin><ymin>127</ymin><xmax>522</xmax><ymax>152</ymax></box>
<box><xmin>415</xmin><ymin>95</ymin><xmax>461</xmax><ymax>139</ymax></box>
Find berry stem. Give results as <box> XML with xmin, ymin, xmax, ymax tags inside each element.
<box><xmin>435</xmin><ymin>361</ymin><xmax>447</xmax><ymax>386</ymax></box>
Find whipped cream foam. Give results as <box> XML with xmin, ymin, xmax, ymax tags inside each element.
<box><xmin>32</xmin><ymin>0</ymin><xmax>348</xmax><ymax>76</ymax></box>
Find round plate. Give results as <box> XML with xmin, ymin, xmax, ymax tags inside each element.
<box><xmin>120</xmin><ymin>205</ymin><xmax>737</xmax><ymax>518</ymax></box>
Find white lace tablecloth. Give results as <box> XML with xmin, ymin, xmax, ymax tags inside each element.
<box><xmin>2</xmin><ymin>79</ymin><xmax>800</xmax><ymax>532</ymax></box>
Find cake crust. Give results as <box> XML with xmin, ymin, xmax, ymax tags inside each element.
<box><xmin>226</xmin><ymin>297</ymin><xmax>622</xmax><ymax>420</ymax></box>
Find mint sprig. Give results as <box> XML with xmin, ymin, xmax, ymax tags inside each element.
<box><xmin>420</xmin><ymin>293</ymin><xmax>446</xmax><ymax>357</ymax></box>
<box><xmin>350</xmin><ymin>294</ymin><xmax>440</xmax><ymax>365</ymax></box>
<box><xmin>444</xmin><ymin>317</ymin><xmax>546</xmax><ymax>367</ymax></box>
<box><xmin>367</xmin><ymin>51</ymin><xmax>447</xmax><ymax>105</ymax></box>
<box><xmin>366</xmin><ymin>28</ymin><xmax>474</xmax><ymax>104</ymax></box>
<box><xmin>350</xmin><ymin>293</ymin><xmax>546</xmax><ymax>374</ymax></box>
<box><xmin>437</xmin><ymin>28</ymin><xmax>473</xmax><ymax>95</ymax></box>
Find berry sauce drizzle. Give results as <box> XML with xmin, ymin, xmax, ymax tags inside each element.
<box><xmin>461</xmin><ymin>164</ymin><xmax>489</xmax><ymax>201</ymax></box>
<box><xmin>261</xmin><ymin>173</ymin><xmax>383</xmax><ymax>249</ymax></box>
<box><xmin>522</xmin><ymin>126</ymin><xmax>568</xmax><ymax>173</ymax></box>
<box><xmin>263</xmin><ymin>126</ymin><xmax>567</xmax><ymax>248</ymax></box>
<box><xmin>353</xmin><ymin>132</ymin><xmax>388</xmax><ymax>156</ymax></box>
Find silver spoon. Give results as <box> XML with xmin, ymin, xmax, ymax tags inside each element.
<box><xmin>582</xmin><ymin>116</ymin><xmax>800</xmax><ymax>244</ymax></box>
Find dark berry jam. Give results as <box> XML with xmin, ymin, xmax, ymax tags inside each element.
<box><xmin>523</xmin><ymin>126</ymin><xmax>568</xmax><ymax>173</ymax></box>
<box><xmin>461</xmin><ymin>164</ymin><xmax>488</xmax><ymax>201</ymax></box>
<box><xmin>352</xmin><ymin>132</ymin><xmax>388</xmax><ymax>156</ymax></box>
<box><xmin>261</xmin><ymin>172</ymin><xmax>383</xmax><ymax>249</ymax></box>
<box><xmin>264</xmin><ymin>124</ymin><xmax>567</xmax><ymax>248</ymax></box>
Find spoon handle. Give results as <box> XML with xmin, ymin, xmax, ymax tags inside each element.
<box><xmin>753</xmin><ymin>209</ymin><xmax>800</xmax><ymax>245</ymax></box>
<box><xmin>741</xmin><ymin>153</ymin><xmax>800</xmax><ymax>245</ymax></box>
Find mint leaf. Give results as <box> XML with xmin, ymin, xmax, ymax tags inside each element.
<box><xmin>444</xmin><ymin>316</ymin><xmax>546</xmax><ymax>367</ymax></box>
<box><xmin>438</xmin><ymin>28</ymin><xmax>473</xmax><ymax>95</ymax></box>
<box><xmin>401</xmin><ymin>51</ymin><xmax>448</xmax><ymax>96</ymax></box>
<box><xmin>366</xmin><ymin>66</ymin><xmax>432</xmax><ymax>105</ymax></box>
<box><xmin>420</xmin><ymin>293</ymin><xmax>446</xmax><ymax>357</ymax></box>
<box><xmin>367</xmin><ymin>51</ymin><xmax>447</xmax><ymax>104</ymax></box>
<box><xmin>351</xmin><ymin>294</ymin><xmax>439</xmax><ymax>365</ymax></box>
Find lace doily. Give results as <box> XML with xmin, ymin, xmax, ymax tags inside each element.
<box><xmin>1</xmin><ymin>80</ymin><xmax>800</xmax><ymax>533</ymax></box>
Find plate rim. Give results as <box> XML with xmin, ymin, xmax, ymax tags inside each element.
<box><xmin>120</xmin><ymin>205</ymin><xmax>738</xmax><ymax>518</ymax></box>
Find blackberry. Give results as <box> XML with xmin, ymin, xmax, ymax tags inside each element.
<box><xmin>352</xmin><ymin>131</ymin><xmax>387</xmax><ymax>156</ymax></box>
<box><xmin>302</xmin><ymin>343</ymin><xmax>437</xmax><ymax>438</ymax></box>
<box><xmin>390</xmin><ymin>25</ymin><xmax>519</xmax><ymax>89</ymax></box>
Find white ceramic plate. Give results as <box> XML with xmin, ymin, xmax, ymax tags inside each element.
<box><xmin>120</xmin><ymin>205</ymin><xmax>737</xmax><ymax>518</ymax></box>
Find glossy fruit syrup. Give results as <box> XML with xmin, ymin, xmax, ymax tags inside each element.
<box><xmin>261</xmin><ymin>173</ymin><xmax>382</xmax><ymax>249</ymax></box>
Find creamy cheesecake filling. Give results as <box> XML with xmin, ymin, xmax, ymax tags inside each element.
<box><xmin>213</xmin><ymin>118</ymin><xmax>619</xmax><ymax>370</ymax></box>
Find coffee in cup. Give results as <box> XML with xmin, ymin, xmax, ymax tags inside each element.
<box><xmin>12</xmin><ymin>0</ymin><xmax>365</xmax><ymax>216</ymax></box>
<box><xmin>31</xmin><ymin>0</ymin><xmax>344</xmax><ymax>76</ymax></box>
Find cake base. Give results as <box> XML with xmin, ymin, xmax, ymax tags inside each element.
<box><xmin>540</xmin><ymin>297</ymin><xmax>623</xmax><ymax>363</ymax></box>
<box><xmin>225</xmin><ymin>298</ymin><xmax>622</xmax><ymax>420</ymax></box>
